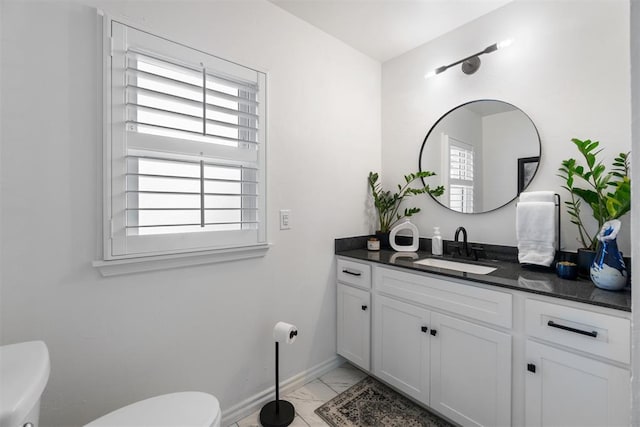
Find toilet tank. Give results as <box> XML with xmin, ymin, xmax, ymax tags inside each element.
<box><xmin>0</xmin><ymin>341</ymin><xmax>50</xmax><ymax>427</ymax></box>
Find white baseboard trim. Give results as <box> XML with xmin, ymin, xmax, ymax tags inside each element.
<box><xmin>221</xmin><ymin>355</ymin><xmax>344</xmax><ymax>426</ymax></box>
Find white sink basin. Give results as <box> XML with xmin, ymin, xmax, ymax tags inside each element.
<box><xmin>414</xmin><ymin>258</ymin><xmax>497</xmax><ymax>275</ymax></box>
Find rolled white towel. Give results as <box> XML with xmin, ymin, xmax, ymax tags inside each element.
<box><xmin>516</xmin><ymin>200</ymin><xmax>556</xmax><ymax>267</ymax></box>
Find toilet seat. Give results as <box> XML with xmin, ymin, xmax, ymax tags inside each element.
<box><xmin>84</xmin><ymin>392</ymin><xmax>220</xmax><ymax>427</ymax></box>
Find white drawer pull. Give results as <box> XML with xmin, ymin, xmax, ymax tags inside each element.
<box><xmin>547</xmin><ymin>320</ymin><xmax>598</xmax><ymax>338</ymax></box>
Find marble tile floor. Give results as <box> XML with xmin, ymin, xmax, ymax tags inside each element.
<box><xmin>228</xmin><ymin>362</ymin><xmax>368</xmax><ymax>427</ymax></box>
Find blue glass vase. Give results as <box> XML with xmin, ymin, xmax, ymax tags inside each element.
<box><xmin>590</xmin><ymin>220</ymin><xmax>627</xmax><ymax>291</ymax></box>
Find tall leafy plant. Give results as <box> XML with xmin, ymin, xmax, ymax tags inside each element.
<box><xmin>368</xmin><ymin>171</ymin><xmax>444</xmax><ymax>233</ymax></box>
<box><xmin>558</xmin><ymin>138</ymin><xmax>631</xmax><ymax>250</ymax></box>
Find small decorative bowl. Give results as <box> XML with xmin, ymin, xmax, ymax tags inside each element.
<box><xmin>556</xmin><ymin>261</ymin><xmax>578</xmax><ymax>280</ymax></box>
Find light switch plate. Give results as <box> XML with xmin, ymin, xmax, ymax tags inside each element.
<box><xmin>280</xmin><ymin>209</ymin><xmax>291</xmax><ymax>230</ymax></box>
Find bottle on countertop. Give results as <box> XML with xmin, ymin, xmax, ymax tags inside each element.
<box><xmin>432</xmin><ymin>226</ymin><xmax>443</xmax><ymax>256</ymax></box>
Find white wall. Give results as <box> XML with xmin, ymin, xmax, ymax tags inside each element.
<box><xmin>630</xmin><ymin>0</ymin><xmax>639</xmax><ymax>423</ymax></box>
<box><xmin>0</xmin><ymin>1</ymin><xmax>381</xmax><ymax>426</ymax></box>
<box><xmin>382</xmin><ymin>0</ymin><xmax>631</xmax><ymax>253</ymax></box>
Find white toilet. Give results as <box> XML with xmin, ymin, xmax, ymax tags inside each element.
<box><xmin>85</xmin><ymin>392</ymin><xmax>220</xmax><ymax>427</ymax></box>
<box><xmin>0</xmin><ymin>341</ymin><xmax>221</xmax><ymax>427</ymax></box>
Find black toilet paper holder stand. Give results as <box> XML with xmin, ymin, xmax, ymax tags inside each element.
<box><xmin>259</xmin><ymin>330</ymin><xmax>298</xmax><ymax>427</ymax></box>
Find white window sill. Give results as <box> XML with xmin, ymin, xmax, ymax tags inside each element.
<box><xmin>93</xmin><ymin>244</ymin><xmax>270</xmax><ymax>277</ymax></box>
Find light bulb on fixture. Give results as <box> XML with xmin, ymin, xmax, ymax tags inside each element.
<box><xmin>423</xmin><ymin>65</ymin><xmax>449</xmax><ymax>79</ymax></box>
<box><xmin>424</xmin><ymin>70</ymin><xmax>437</xmax><ymax>79</ymax></box>
<box><xmin>424</xmin><ymin>38</ymin><xmax>514</xmax><ymax>79</ymax></box>
<box><xmin>497</xmin><ymin>38</ymin><xmax>514</xmax><ymax>49</ymax></box>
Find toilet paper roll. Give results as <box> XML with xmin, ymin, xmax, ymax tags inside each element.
<box><xmin>273</xmin><ymin>321</ymin><xmax>298</xmax><ymax>344</ymax></box>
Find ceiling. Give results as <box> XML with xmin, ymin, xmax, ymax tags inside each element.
<box><xmin>269</xmin><ymin>0</ymin><xmax>512</xmax><ymax>62</ymax></box>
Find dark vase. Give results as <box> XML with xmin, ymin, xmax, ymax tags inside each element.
<box><xmin>375</xmin><ymin>231</ymin><xmax>391</xmax><ymax>249</ymax></box>
<box><xmin>577</xmin><ymin>248</ymin><xmax>596</xmax><ymax>279</ymax></box>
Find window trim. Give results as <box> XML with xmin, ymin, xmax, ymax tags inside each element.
<box><xmin>95</xmin><ymin>12</ymin><xmax>269</xmax><ymax>274</ymax></box>
<box><xmin>93</xmin><ymin>243</ymin><xmax>270</xmax><ymax>277</ymax></box>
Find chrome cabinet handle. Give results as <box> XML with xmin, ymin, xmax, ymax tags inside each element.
<box><xmin>547</xmin><ymin>320</ymin><xmax>597</xmax><ymax>338</ymax></box>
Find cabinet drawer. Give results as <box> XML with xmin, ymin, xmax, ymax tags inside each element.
<box><xmin>525</xmin><ymin>299</ymin><xmax>630</xmax><ymax>364</ymax></box>
<box><xmin>337</xmin><ymin>259</ymin><xmax>371</xmax><ymax>289</ymax></box>
<box><xmin>376</xmin><ymin>267</ymin><xmax>512</xmax><ymax>328</ymax></box>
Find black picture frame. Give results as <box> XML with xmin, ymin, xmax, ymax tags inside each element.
<box><xmin>518</xmin><ymin>156</ymin><xmax>540</xmax><ymax>194</ymax></box>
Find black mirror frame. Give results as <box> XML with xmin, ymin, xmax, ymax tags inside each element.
<box><xmin>419</xmin><ymin>99</ymin><xmax>541</xmax><ymax>214</ymax></box>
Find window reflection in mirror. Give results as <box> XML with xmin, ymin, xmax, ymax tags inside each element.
<box><xmin>419</xmin><ymin>100</ymin><xmax>541</xmax><ymax>214</ymax></box>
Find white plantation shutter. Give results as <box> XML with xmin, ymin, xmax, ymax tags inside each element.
<box><xmin>107</xmin><ymin>22</ymin><xmax>266</xmax><ymax>258</ymax></box>
<box><xmin>448</xmin><ymin>139</ymin><xmax>474</xmax><ymax>213</ymax></box>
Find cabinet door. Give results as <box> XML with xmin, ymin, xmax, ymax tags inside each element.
<box><xmin>430</xmin><ymin>312</ymin><xmax>512</xmax><ymax>427</ymax></box>
<box><xmin>525</xmin><ymin>340</ymin><xmax>630</xmax><ymax>427</ymax></box>
<box><xmin>337</xmin><ymin>283</ymin><xmax>370</xmax><ymax>370</ymax></box>
<box><xmin>373</xmin><ymin>294</ymin><xmax>429</xmax><ymax>403</ymax></box>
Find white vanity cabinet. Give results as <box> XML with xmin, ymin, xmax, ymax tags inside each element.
<box><xmin>373</xmin><ymin>266</ymin><xmax>512</xmax><ymax>427</ymax></box>
<box><xmin>336</xmin><ymin>259</ymin><xmax>371</xmax><ymax>371</ymax></box>
<box><xmin>373</xmin><ymin>294</ymin><xmax>430</xmax><ymax>402</ymax></box>
<box><xmin>524</xmin><ymin>299</ymin><xmax>631</xmax><ymax>427</ymax></box>
<box><xmin>334</xmin><ymin>255</ymin><xmax>632</xmax><ymax>427</ymax></box>
<box><xmin>429</xmin><ymin>311</ymin><xmax>512</xmax><ymax>427</ymax></box>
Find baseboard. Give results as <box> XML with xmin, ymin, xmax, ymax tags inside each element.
<box><xmin>221</xmin><ymin>355</ymin><xmax>344</xmax><ymax>426</ymax></box>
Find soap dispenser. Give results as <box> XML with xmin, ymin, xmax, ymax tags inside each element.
<box><xmin>432</xmin><ymin>226</ymin><xmax>443</xmax><ymax>256</ymax></box>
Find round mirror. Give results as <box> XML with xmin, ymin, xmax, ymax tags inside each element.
<box><xmin>419</xmin><ymin>100</ymin><xmax>541</xmax><ymax>214</ymax></box>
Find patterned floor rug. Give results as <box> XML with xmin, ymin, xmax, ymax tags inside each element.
<box><xmin>314</xmin><ymin>377</ymin><xmax>456</xmax><ymax>427</ymax></box>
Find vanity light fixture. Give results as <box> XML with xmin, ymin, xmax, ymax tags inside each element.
<box><xmin>424</xmin><ymin>38</ymin><xmax>513</xmax><ymax>79</ymax></box>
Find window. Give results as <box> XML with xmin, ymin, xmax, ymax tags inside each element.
<box><xmin>448</xmin><ymin>139</ymin><xmax>474</xmax><ymax>213</ymax></box>
<box><xmin>104</xmin><ymin>21</ymin><xmax>266</xmax><ymax>261</ymax></box>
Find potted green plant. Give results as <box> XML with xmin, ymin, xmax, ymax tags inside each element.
<box><xmin>368</xmin><ymin>171</ymin><xmax>444</xmax><ymax>246</ymax></box>
<box><xmin>557</xmin><ymin>138</ymin><xmax>630</xmax><ymax>276</ymax></box>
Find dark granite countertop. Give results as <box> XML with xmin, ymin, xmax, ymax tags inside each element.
<box><xmin>335</xmin><ymin>238</ymin><xmax>631</xmax><ymax>312</ymax></box>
